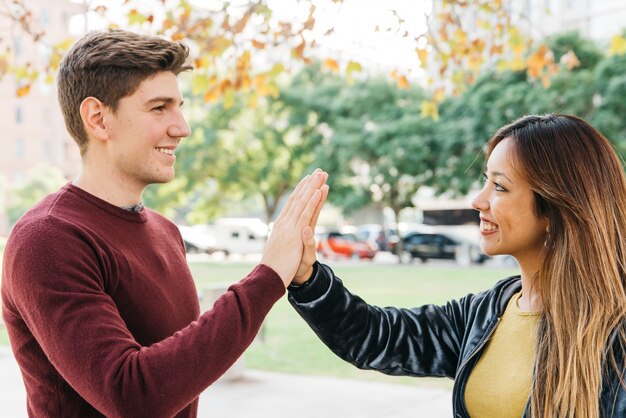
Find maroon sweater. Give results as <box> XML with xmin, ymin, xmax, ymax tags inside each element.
<box><xmin>1</xmin><ymin>184</ymin><xmax>285</xmax><ymax>417</ymax></box>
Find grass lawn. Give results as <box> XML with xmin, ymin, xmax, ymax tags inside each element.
<box><xmin>189</xmin><ymin>260</ymin><xmax>519</xmax><ymax>388</ymax></box>
<box><xmin>0</xmin><ymin>257</ymin><xmax>518</xmax><ymax>387</ymax></box>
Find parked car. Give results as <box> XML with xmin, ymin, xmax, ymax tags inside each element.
<box><xmin>316</xmin><ymin>231</ymin><xmax>377</xmax><ymax>260</ymax></box>
<box><xmin>355</xmin><ymin>224</ymin><xmax>399</xmax><ymax>252</ymax></box>
<box><xmin>177</xmin><ymin>225</ymin><xmax>217</xmax><ymax>254</ymax></box>
<box><xmin>399</xmin><ymin>232</ymin><xmax>489</xmax><ymax>265</ymax></box>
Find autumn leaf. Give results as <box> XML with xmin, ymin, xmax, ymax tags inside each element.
<box><xmin>192</xmin><ymin>74</ymin><xmax>211</xmax><ymax>95</ymax></box>
<box><xmin>16</xmin><ymin>84</ymin><xmax>31</xmax><ymax>97</ymax></box>
<box><xmin>323</xmin><ymin>58</ymin><xmax>340</xmax><ymax>73</ymax></box>
<box><xmin>608</xmin><ymin>34</ymin><xmax>626</xmax><ymax>56</ymax></box>
<box><xmin>527</xmin><ymin>44</ymin><xmax>554</xmax><ymax>78</ymax></box>
<box><xmin>54</xmin><ymin>37</ymin><xmax>74</xmax><ymax>51</ymax></box>
<box><xmin>128</xmin><ymin>9</ymin><xmax>149</xmax><ymax>25</ymax></box>
<box><xmin>420</xmin><ymin>100</ymin><xmax>439</xmax><ymax>121</ymax></box>
<box><xmin>292</xmin><ymin>37</ymin><xmax>306</xmax><ymax>59</ymax></box>
<box><xmin>251</xmin><ymin>39</ymin><xmax>266</xmax><ymax>49</ymax></box>
<box><xmin>416</xmin><ymin>48</ymin><xmax>428</xmax><ymax>68</ymax></box>
<box><xmin>346</xmin><ymin>61</ymin><xmax>362</xmax><ymax>74</ymax></box>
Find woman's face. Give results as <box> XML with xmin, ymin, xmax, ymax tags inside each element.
<box><xmin>471</xmin><ymin>137</ymin><xmax>548</xmax><ymax>267</ymax></box>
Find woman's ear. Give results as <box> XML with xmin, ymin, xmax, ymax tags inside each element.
<box><xmin>79</xmin><ymin>97</ymin><xmax>109</xmax><ymax>142</ymax></box>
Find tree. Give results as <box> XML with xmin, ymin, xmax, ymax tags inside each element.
<box><xmin>281</xmin><ymin>68</ymin><xmax>446</xmax><ymax>259</ymax></box>
<box><xmin>144</xmin><ymin>77</ymin><xmax>323</xmax><ymax>225</ymax></box>
<box><xmin>6</xmin><ymin>0</ymin><xmax>624</xmax><ymax>110</ymax></box>
<box><xmin>6</xmin><ymin>165</ymin><xmax>67</xmax><ymax>227</ymax></box>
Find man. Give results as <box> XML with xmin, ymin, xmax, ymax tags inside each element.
<box><xmin>1</xmin><ymin>29</ymin><xmax>328</xmax><ymax>417</ymax></box>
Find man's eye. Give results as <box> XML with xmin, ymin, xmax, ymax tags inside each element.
<box><xmin>152</xmin><ymin>106</ymin><xmax>165</xmax><ymax>112</ymax></box>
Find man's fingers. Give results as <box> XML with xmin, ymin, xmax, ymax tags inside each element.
<box><xmin>296</xmin><ymin>189</ymin><xmax>322</xmax><ymax>230</ymax></box>
<box><xmin>287</xmin><ymin>171</ymin><xmax>326</xmax><ymax>221</ymax></box>
<box><xmin>277</xmin><ymin>174</ymin><xmax>310</xmax><ymax>220</ymax></box>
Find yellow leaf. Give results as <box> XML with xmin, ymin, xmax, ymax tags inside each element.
<box><xmin>511</xmin><ymin>55</ymin><xmax>526</xmax><ymax>71</ymax></box>
<box><xmin>44</xmin><ymin>74</ymin><xmax>54</xmax><ymax>84</ymax></box>
<box><xmin>608</xmin><ymin>34</ymin><xmax>626</xmax><ymax>56</ymax></box>
<box><xmin>128</xmin><ymin>9</ymin><xmax>148</xmax><ymax>25</ymax></box>
<box><xmin>453</xmin><ymin>28</ymin><xmax>467</xmax><ymax>46</ymax></box>
<box><xmin>194</xmin><ymin>56</ymin><xmax>210</xmax><ymax>69</ymax></box>
<box><xmin>496</xmin><ymin>59</ymin><xmax>510</xmax><ymax>72</ymax></box>
<box><xmin>324</xmin><ymin>58</ymin><xmax>340</xmax><ymax>73</ymax></box>
<box><xmin>192</xmin><ymin>74</ymin><xmax>211</xmax><ymax>95</ymax></box>
<box><xmin>507</xmin><ymin>27</ymin><xmax>526</xmax><ymax>54</ymax></box>
<box><xmin>420</xmin><ymin>100</ymin><xmax>439</xmax><ymax>121</ymax></box>
<box><xmin>433</xmin><ymin>88</ymin><xmax>445</xmax><ymax>103</ymax></box>
<box><xmin>416</xmin><ymin>48</ymin><xmax>428</xmax><ymax>68</ymax></box>
<box><xmin>268</xmin><ymin>64</ymin><xmax>285</xmax><ymax>77</ymax></box>
<box><xmin>223</xmin><ymin>89</ymin><xmax>235</xmax><ymax>109</ymax></box>
<box><xmin>346</xmin><ymin>61</ymin><xmax>362</xmax><ymax>74</ymax></box>
<box><xmin>54</xmin><ymin>37</ymin><xmax>74</xmax><ymax>51</ymax></box>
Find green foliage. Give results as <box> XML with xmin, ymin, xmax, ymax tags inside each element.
<box><xmin>6</xmin><ymin>165</ymin><xmax>66</xmax><ymax>227</ymax></box>
<box><xmin>143</xmin><ymin>33</ymin><xmax>625</xmax><ymax>225</ymax></box>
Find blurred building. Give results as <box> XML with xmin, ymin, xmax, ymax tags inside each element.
<box><xmin>0</xmin><ymin>0</ymin><xmax>85</xmax><ymax>235</ymax></box>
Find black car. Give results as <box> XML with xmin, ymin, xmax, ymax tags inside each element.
<box><xmin>400</xmin><ymin>232</ymin><xmax>489</xmax><ymax>265</ymax></box>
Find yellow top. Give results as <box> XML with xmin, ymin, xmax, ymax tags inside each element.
<box><xmin>464</xmin><ymin>292</ymin><xmax>541</xmax><ymax>418</ymax></box>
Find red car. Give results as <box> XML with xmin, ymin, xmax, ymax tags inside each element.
<box><xmin>316</xmin><ymin>231</ymin><xmax>377</xmax><ymax>260</ymax></box>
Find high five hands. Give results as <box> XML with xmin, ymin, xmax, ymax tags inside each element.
<box><xmin>260</xmin><ymin>169</ymin><xmax>329</xmax><ymax>288</ymax></box>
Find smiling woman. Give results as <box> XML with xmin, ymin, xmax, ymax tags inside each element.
<box><xmin>288</xmin><ymin>114</ymin><xmax>626</xmax><ymax>418</ymax></box>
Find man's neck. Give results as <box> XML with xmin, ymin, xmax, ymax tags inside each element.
<box><xmin>73</xmin><ymin>166</ymin><xmax>144</xmax><ymax>208</ymax></box>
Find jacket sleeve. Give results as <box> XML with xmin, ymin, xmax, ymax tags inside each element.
<box><xmin>288</xmin><ymin>262</ymin><xmax>471</xmax><ymax>379</ymax></box>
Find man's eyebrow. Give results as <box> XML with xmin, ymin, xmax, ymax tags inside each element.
<box><xmin>145</xmin><ymin>96</ymin><xmax>185</xmax><ymax>106</ymax></box>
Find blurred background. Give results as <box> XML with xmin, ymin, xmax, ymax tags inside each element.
<box><xmin>0</xmin><ymin>1</ymin><xmax>625</xmax><ymax>415</ymax></box>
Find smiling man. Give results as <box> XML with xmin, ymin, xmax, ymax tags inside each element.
<box><xmin>1</xmin><ymin>29</ymin><xmax>328</xmax><ymax>418</ymax></box>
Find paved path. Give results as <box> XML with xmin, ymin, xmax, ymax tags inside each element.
<box><xmin>0</xmin><ymin>346</ymin><xmax>452</xmax><ymax>417</ymax></box>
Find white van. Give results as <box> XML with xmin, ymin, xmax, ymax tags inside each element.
<box><xmin>213</xmin><ymin>218</ymin><xmax>268</xmax><ymax>255</ymax></box>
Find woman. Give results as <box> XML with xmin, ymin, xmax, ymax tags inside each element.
<box><xmin>289</xmin><ymin>114</ymin><xmax>626</xmax><ymax>417</ymax></box>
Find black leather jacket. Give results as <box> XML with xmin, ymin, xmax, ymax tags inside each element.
<box><xmin>288</xmin><ymin>262</ymin><xmax>626</xmax><ymax>417</ymax></box>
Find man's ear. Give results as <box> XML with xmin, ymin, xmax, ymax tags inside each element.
<box><xmin>80</xmin><ymin>97</ymin><xmax>109</xmax><ymax>142</ymax></box>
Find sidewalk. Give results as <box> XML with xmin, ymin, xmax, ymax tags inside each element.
<box><xmin>0</xmin><ymin>346</ymin><xmax>452</xmax><ymax>417</ymax></box>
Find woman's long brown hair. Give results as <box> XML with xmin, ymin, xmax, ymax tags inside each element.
<box><xmin>486</xmin><ymin>114</ymin><xmax>626</xmax><ymax>417</ymax></box>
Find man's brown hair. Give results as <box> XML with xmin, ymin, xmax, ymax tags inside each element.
<box><xmin>57</xmin><ymin>29</ymin><xmax>192</xmax><ymax>154</ymax></box>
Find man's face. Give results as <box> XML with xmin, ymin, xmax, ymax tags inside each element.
<box><xmin>102</xmin><ymin>71</ymin><xmax>190</xmax><ymax>190</ymax></box>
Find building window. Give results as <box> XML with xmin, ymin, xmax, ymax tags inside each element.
<box><xmin>15</xmin><ymin>138</ymin><xmax>25</xmax><ymax>159</ymax></box>
<box><xmin>40</xmin><ymin>8</ymin><xmax>50</xmax><ymax>27</ymax></box>
<box><xmin>13</xmin><ymin>36</ymin><xmax>22</xmax><ymax>57</ymax></box>
<box><xmin>16</xmin><ymin>106</ymin><xmax>23</xmax><ymax>124</ymax></box>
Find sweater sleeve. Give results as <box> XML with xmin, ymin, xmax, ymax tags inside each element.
<box><xmin>2</xmin><ymin>216</ymin><xmax>285</xmax><ymax>418</ymax></box>
<box><xmin>288</xmin><ymin>262</ymin><xmax>469</xmax><ymax>378</ymax></box>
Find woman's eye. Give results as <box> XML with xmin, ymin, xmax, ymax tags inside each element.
<box><xmin>493</xmin><ymin>182</ymin><xmax>506</xmax><ymax>192</ymax></box>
